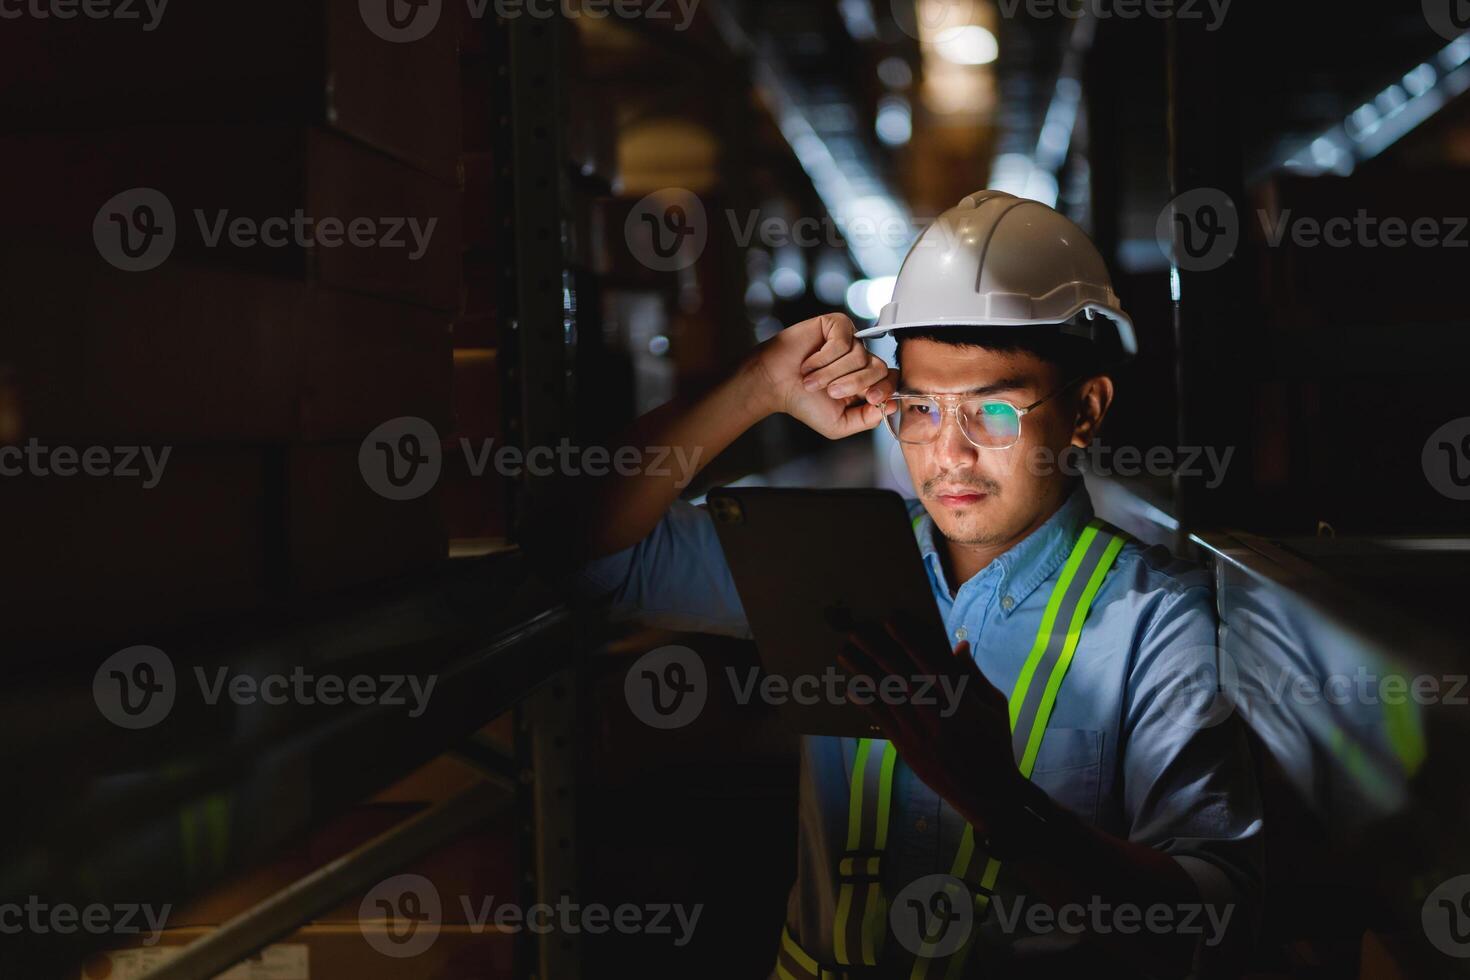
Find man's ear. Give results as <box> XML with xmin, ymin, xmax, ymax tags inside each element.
<box><xmin>1070</xmin><ymin>375</ymin><xmax>1114</xmax><ymax>448</ymax></box>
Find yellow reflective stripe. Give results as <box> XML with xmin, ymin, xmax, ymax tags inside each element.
<box><xmin>833</xmin><ymin>883</ymin><xmax>855</xmax><ymax>964</ymax></box>
<box><xmin>1009</xmin><ymin>524</ymin><xmax>1098</xmax><ymax>730</ymax></box>
<box><xmin>873</xmin><ymin>741</ymin><xmax>898</xmax><ymax>849</ymax></box>
<box><xmin>861</xmin><ymin>882</ymin><xmax>883</xmax><ymax>965</ymax></box>
<box><xmin>783</xmin><ymin>925</ymin><xmax>820</xmax><ymax>975</ymax></box>
<box><xmin>777</xmin><ymin>965</ymin><xmax>802</xmax><ymax>980</ymax></box>
<box><xmin>845</xmin><ymin>738</ymin><xmax>872</xmax><ymax>851</ymax></box>
<box><xmin>1018</xmin><ymin>532</ymin><xmax>1122</xmax><ymax>777</ymax></box>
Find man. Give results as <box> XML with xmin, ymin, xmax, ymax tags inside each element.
<box><xmin>544</xmin><ymin>192</ymin><xmax>1262</xmax><ymax>978</ymax></box>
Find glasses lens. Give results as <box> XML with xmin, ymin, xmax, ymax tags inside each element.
<box><xmin>961</xmin><ymin>400</ymin><xmax>1021</xmax><ymax>447</ymax></box>
<box><xmin>887</xmin><ymin>397</ymin><xmax>942</xmax><ymax>443</ymax></box>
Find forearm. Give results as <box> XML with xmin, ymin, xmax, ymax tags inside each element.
<box><xmin>983</xmin><ymin>784</ymin><xmax>1202</xmax><ymax>977</ymax></box>
<box><xmin>522</xmin><ymin>356</ymin><xmax>773</xmax><ymax>569</ymax></box>
<box><xmin>584</xmin><ymin>358</ymin><xmax>772</xmax><ymax>556</ymax></box>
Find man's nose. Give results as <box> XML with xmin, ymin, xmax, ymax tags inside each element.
<box><xmin>932</xmin><ymin>407</ymin><xmax>977</xmax><ymax>470</ymax></box>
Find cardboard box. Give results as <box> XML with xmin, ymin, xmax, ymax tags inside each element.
<box><xmin>1</xmin><ymin>3</ymin><xmax>461</xmax><ymax>183</ymax></box>
<box><xmin>80</xmin><ymin>923</ymin><xmax>515</xmax><ymax>979</ymax></box>
<box><xmin>2</xmin><ymin>255</ymin><xmax>451</xmax><ymax>443</ymax></box>
<box><xmin>0</xmin><ymin>126</ymin><xmax>461</xmax><ymax>311</ymax></box>
<box><xmin>285</xmin><ymin>445</ymin><xmax>447</xmax><ymax>595</ymax></box>
<box><xmin>0</xmin><ymin>449</ymin><xmax>270</xmax><ymax>653</ymax></box>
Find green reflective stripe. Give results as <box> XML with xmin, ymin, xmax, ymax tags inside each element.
<box><xmin>1008</xmin><ymin>524</ymin><xmax>1098</xmax><ymax>732</ymax></box>
<box><xmin>780</xmin><ymin>925</ymin><xmax>821</xmax><ymax>979</ymax></box>
<box><xmin>1018</xmin><ymin>531</ymin><xmax>1124</xmax><ymax>776</ymax></box>
<box><xmin>837</xmin><ymin>738</ymin><xmax>894</xmax><ymax>966</ymax></box>
<box><xmin>1010</xmin><ymin>522</ymin><xmax>1116</xmax><ymax>773</ymax></box>
<box><xmin>1382</xmin><ymin>673</ymin><xmax>1427</xmax><ymax>775</ymax></box>
<box><xmin>833</xmin><ymin>883</ymin><xmax>857</xmax><ymax>965</ymax></box>
<box><xmin>818</xmin><ymin>517</ymin><xmax>1128</xmax><ymax>980</ymax></box>
<box><xmin>860</xmin><ymin>882</ymin><xmax>885</xmax><ymax>965</ymax></box>
<box><xmin>874</xmin><ymin>742</ymin><xmax>898</xmax><ymax>849</ymax></box>
<box><xmin>913</xmin><ymin>519</ymin><xmax>1125</xmax><ymax>980</ymax></box>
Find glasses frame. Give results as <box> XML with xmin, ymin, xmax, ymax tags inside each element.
<box><xmin>882</xmin><ymin>373</ymin><xmax>1089</xmax><ymax>451</ymax></box>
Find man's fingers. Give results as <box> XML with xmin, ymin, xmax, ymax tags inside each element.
<box><xmin>861</xmin><ymin>365</ymin><xmax>900</xmax><ymax>405</ymax></box>
<box><xmin>825</xmin><ymin>356</ymin><xmax>891</xmax><ymax>401</ymax></box>
<box><xmin>796</xmin><ymin>313</ymin><xmax>857</xmax><ymax>376</ymax></box>
<box><xmin>829</xmin><ymin>398</ymin><xmax>891</xmax><ymax>438</ymax></box>
<box><xmin>802</xmin><ymin>342</ymin><xmax>869</xmax><ymax>391</ymax></box>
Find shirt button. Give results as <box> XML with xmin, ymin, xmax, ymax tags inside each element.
<box><xmin>915</xmin><ymin>817</ymin><xmax>928</xmax><ymax>833</ymax></box>
<box><xmin>954</xmin><ymin>626</ymin><xmax>967</xmax><ymax>642</ymax></box>
<box><xmin>1001</xmin><ymin>595</ymin><xmax>1016</xmax><ymax>611</ymax></box>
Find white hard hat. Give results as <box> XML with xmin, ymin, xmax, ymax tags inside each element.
<box><xmin>854</xmin><ymin>190</ymin><xmax>1136</xmax><ymax>356</ymax></box>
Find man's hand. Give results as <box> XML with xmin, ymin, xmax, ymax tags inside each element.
<box><xmin>745</xmin><ymin>312</ymin><xmax>898</xmax><ymax>439</ymax></box>
<box><xmin>835</xmin><ymin>612</ymin><xmax>1029</xmax><ymax>835</ymax></box>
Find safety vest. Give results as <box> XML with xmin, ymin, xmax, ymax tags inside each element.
<box><xmin>775</xmin><ymin>515</ymin><xmax>1127</xmax><ymax>980</ymax></box>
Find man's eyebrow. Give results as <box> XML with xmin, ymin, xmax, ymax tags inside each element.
<box><xmin>896</xmin><ymin>377</ymin><xmax>1032</xmax><ymax>396</ymax></box>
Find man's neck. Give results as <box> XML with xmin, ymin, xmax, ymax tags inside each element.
<box><xmin>936</xmin><ymin>485</ymin><xmax>1075</xmax><ymax>595</ymax></box>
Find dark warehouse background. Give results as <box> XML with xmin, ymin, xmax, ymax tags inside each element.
<box><xmin>0</xmin><ymin>1</ymin><xmax>1468</xmax><ymax>977</ymax></box>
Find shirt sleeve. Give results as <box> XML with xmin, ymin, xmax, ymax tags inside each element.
<box><xmin>1120</xmin><ymin>580</ymin><xmax>1265</xmax><ymax>961</ymax></box>
<box><xmin>571</xmin><ymin>498</ymin><xmax>753</xmax><ymax>639</ymax></box>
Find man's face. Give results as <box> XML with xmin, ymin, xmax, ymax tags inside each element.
<box><xmin>896</xmin><ymin>337</ymin><xmax>1084</xmax><ymax>549</ymax></box>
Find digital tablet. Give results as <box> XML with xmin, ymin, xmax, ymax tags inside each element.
<box><xmin>705</xmin><ymin>486</ymin><xmax>955</xmax><ymax>737</ymax></box>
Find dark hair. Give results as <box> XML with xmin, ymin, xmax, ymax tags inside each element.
<box><xmin>893</xmin><ymin>316</ymin><xmax>1118</xmax><ymax>381</ymax></box>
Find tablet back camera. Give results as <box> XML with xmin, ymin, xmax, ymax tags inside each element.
<box><xmin>709</xmin><ymin>495</ymin><xmax>744</xmax><ymax>524</ymax></box>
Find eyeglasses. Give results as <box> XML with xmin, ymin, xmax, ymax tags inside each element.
<box><xmin>882</xmin><ymin>376</ymin><xmax>1085</xmax><ymax>450</ymax></box>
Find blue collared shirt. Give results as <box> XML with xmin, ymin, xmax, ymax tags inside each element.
<box><xmin>575</xmin><ymin>485</ymin><xmax>1263</xmax><ymax>974</ymax></box>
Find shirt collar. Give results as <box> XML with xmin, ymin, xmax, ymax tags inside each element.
<box><xmin>915</xmin><ymin>482</ymin><xmax>1095</xmax><ymax>615</ymax></box>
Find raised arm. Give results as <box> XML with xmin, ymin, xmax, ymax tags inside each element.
<box><xmin>521</xmin><ymin>312</ymin><xmax>899</xmax><ymax>572</ymax></box>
